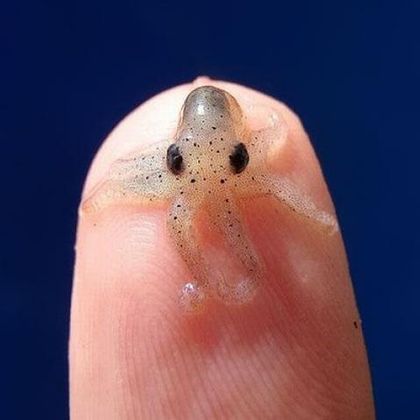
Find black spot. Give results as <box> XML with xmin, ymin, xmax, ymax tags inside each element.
<box><xmin>229</xmin><ymin>143</ymin><xmax>249</xmax><ymax>174</ymax></box>
<box><xmin>220</xmin><ymin>179</ymin><xmax>225</xmax><ymax>184</ymax></box>
<box><xmin>190</xmin><ymin>178</ymin><xmax>196</xmax><ymax>183</ymax></box>
<box><xmin>353</xmin><ymin>321</ymin><xmax>359</xmax><ymax>329</ymax></box>
<box><xmin>166</xmin><ymin>144</ymin><xmax>184</xmax><ymax>174</ymax></box>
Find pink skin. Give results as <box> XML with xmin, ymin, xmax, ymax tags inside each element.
<box><xmin>71</xmin><ymin>79</ymin><xmax>375</xmax><ymax>419</ymax></box>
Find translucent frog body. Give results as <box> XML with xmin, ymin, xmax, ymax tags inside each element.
<box><xmin>83</xmin><ymin>86</ymin><xmax>338</xmax><ymax>312</ymax></box>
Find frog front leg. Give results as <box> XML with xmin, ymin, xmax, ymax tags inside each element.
<box><xmin>236</xmin><ymin>173</ymin><xmax>338</xmax><ymax>232</ymax></box>
<box><xmin>242</xmin><ymin>110</ymin><xmax>338</xmax><ymax>232</ymax></box>
<box><xmin>81</xmin><ymin>140</ymin><xmax>175</xmax><ymax>213</ymax></box>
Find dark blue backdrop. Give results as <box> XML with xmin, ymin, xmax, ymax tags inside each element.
<box><xmin>2</xmin><ymin>0</ymin><xmax>419</xmax><ymax>418</ymax></box>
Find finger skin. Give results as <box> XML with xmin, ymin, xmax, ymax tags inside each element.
<box><xmin>70</xmin><ymin>79</ymin><xmax>375</xmax><ymax>419</ymax></box>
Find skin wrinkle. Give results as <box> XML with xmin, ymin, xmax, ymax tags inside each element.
<box><xmin>216</xmin><ymin>339</ymin><xmax>260</xmax><ymax>418</ymax></box>
<box><xmin>163</xmin><ymin>321</ymin><xmax>215</xmax><ymax>418</ymax></box>
<box><xmin>178</xmin><ymin>311</ymin><xmax>271</xmax><ymax>418</ymax></box>
<box><xmin>112</xmin><ymin>231</ymin><xmax>188</xmax><ymax>418</ymax></box>
<box><xmin>210</xmin><ymin>347</ymin><xmax>250</xmax><ymax>418</ymax></box>
<box><xmin>228</xmin><ymin>341</ymin><xmax>277</xmax><ymax>418</ymax></box>
<box><xmin>263</xmin><ymin>275</ymin><xmax>352</xmax><ymax>415</ymax></box>
<box><xmin>150</xmin><ymin>327</ymin><xmax>175</xmax><ymax>418</ymax></box>
<box><xmin>185</xmin><ymin>306</ymin><xmax>290</xmax><ymax>418</ymax></box>
<box><xmin>241</xmin><ymin>205</ymin><xmax>366</xmax><ymax>416</ymax></box>
<box><xmin>161</xmin><ymin>323</ymin><xmax>226</xmax><ymax>418</ymax></box>
<box><xmin>162</xmin><ymin>329</ymin><xmax>201</xmax><ymax>418</ymax></box>
<box><xmin>114</xmin><ymin>298</ymin><xmax>128</xmax><ymax>418</ymax></box>
<box><xmin>121</xmin><ymin>298</ymin><xmax>140</xmax><ymax>420</ymax></box>
<box><xmin>188</xmin><ymin>342</ymin><xmax>227</xmax><ymax>418</ymax></box>
<box><xmin>180</xmin><ymin>329</ymin><xmax>230</xmax><ymax>418</ymax></box>
<box><xmin>188</xmin><ymin>254</ymin><xmax>348</xmax><ymax>418</ymax></box>
<box><xmin>227</xmin><ymin>315</ymin><xmax>281</xmax><ymax>414</ymax></box>
<box><xmin>122</xmin><ymin>294</ymin><xmax>224</xmax><ymax>418</ymax></box>
<box><xmin>179</xmin><ymin>345</ymin><xmax>217</xmax><ymax>419</ymax></box>
<box><xmin>233</xmin><ymin>342</ymin><xmax>268</xmax><ymax>416</ymax></box>
<box><xmin>236</xmin><ymin>316</ymin><xmax>298</xmax><ymax>416</ymax></box>
<box><xmin>171</xmin><ymin>342</ymin><xmax>212</xmax><ymax>418</ymax></box>
<box><xmin>71</xmin><ymin>80</ymin><xmax>374</xmax><ymax>419</ymax></box>
<box><xmin>284</xmin><ymin>306</ymin><xmax>363</xmax><ymax>415</ymax></box>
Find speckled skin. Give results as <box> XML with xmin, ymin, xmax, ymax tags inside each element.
<box><xmin>83</xmin><ymin>86</ymin><xmax>337</xmax><ymax>312</ymax></box>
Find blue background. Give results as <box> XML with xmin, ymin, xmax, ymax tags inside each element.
<box><xmin>2</xmin><ymin>0</ymin><xmax>419</xmax><ymax>418</ymax></box>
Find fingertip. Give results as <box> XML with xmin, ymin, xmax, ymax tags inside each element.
<box><xmin>71</xmin><ymin>79</ymin><xmax>374</xmax><ymax>419</ymax></box>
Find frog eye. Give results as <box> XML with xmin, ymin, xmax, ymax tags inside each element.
<box><xmin>166</xmin><ymin>143</ymin><xmax>184</xmax><ymax>175</ymax></box>
<box><xmin>229</xmin><ymin>142</ymin><xmax>249</xmax><ymax>173</ymax></box>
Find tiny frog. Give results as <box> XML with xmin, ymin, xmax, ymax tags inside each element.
<box><xmin>83</xmin><ymin>86</ymin><xmax>337</xmax><ymax>312</ymax></box>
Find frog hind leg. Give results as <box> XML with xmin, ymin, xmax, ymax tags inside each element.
<box><xmin>207</xmin><ymin>194</ymin><xmax>262</xmax><ymax>306</ymax></box>
<box><xmin>167</xmin><ymin>196</ymin><xmax>211</xmax><ymax>313</ymax></box>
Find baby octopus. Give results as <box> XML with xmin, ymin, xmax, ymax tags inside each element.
<box><xmin>82</xmin><ymin>86</ymin><xmax>338</xmax><ymax>312</ymax></box>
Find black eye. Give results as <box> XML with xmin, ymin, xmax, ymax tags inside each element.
<box><xmin>166</xmin><ymin>143</ymin><xmax>184</xmax><ymax>174</ymax></box>
<box><xmin>229</xmin><ymin>142</ymin><xmax>249</xmax><ymax>173</ymax></box>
